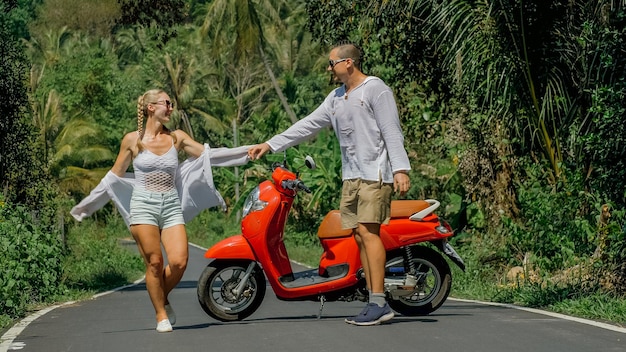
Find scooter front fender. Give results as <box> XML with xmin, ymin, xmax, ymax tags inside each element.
<box><xmin>203</xmin><ymin>235</ymin><xmax>256</xmax><ymax>261</ymax></box>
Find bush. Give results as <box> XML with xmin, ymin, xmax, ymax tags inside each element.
<box><xmin>61</xmin><ymin>215</ymin><xmax>144</xmax><ymax>292</ymax></box>
<box><xmin>503</xmin><ymin>163</ymin><xmax>599</xmax><ymax>271</ymax></box>
<box><xmin>0</xmin><ymin>199</ymin><xmax>65</xmax><ymax>318</ymax></box>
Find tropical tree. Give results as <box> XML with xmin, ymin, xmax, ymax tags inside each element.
<box><xmin>50</xmin><ymin>117</ymin><xmax>114</xmax><ymax>196</ymax></box>
<box><xmin>113</xmin><ymin>25</ymin><xmax>156</xmax><ymax>67</ymax></box>
<box><xmin>29</xmin><ymin>0</ymin><xmax>121</xmax><ymax>38</ymax></box>
<box><xmin>30</xmin><ymin>89</ymin><xmax>63</xmax><ymax>163</ymax></box>
<box><xmin>200</xmin><ymin>0</ymin><xmax>301</xmax><ymax>124</ymax></box>
<box><xmin>116</xmin><ymin>0</ymin><xmax>188</xmax><ymax>43</ymax></box>
<box><xmin>0</xmin><ymin>0</ymin><xmax>51</xmax><ymax>206</ymax></box>
<box><xmin>124</xmin><ymin>24</ymin><xmax>230</xmax><ymax>141</ymax></box>
<box><xmin>408</xmin><ymin>1</ymin><xmax>575</xmax><ymax>181</ymax></box>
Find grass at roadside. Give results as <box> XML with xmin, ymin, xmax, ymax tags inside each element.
<box><xmin>61</xmin><ymin>216</ymin><xmax>145</xmax><ymax>294</ymax></box>
<box><xmin>0</xmin><ymin>214</ymin><xmax>144</xmax><ymax>331</ymax></box>
<box><xmin>448</xmin><ymin>257</ymin><xmax>626</xmax><ymax>326</ymax></box>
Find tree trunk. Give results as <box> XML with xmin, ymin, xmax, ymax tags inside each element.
<box><xmin>258</xmin><ymin>46</ymin><xmax>298</xmax><ymax>124</ymax></box>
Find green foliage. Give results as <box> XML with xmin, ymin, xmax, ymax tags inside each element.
<box><xmin>62</xmin><ymin>216</ymin><xmax>144</xmax><ymax>292</ymax></box>
<box><xmin>0</xmin><ymin>198</ymin><xmax>65</xmax><ymax>318</ymax></box>
<box><xmin>550</xmin><ymin>293</ymin><xmax>626</xmax><ymax>325</ymax></box>
<box><xmin>4</xmin><ymin>0</ymin><xmax>40</xmax><ymax>39</ymax></box>
<box><xmin>34</xmin><ymin>39</ymin><xmax>139</xmax><ymax>149</ymax></box>
<box><xmin>0</xmin><ymin>1</ymin><xmax>52</xmax><ymax>206</ymax></box>
<box><xmin>579</xmin><ymin>84</ymin><xmax>626</xmax><ymax>205</ymax></box>
<box><xmin>290</xmin><ymin>131</ymin><xmax>343</xmax><ymax>217</ymax></box>
<box><xmin>116</xmin><ymin>0</ymin><xmax>189</xmax><ymax>40</ymax></box>
<box><xmin>495</xmin><ymin>282</ymin><xmax>584</xmax><ymax>308</ymax></box>
<box><xmin>503</xmin><ymin>163</ymin><xmax>598</xmax><ymax>270</ymax></box>
<box><xmin>186</xmin><ymin>209</ymin><xmax>242</xmax><ymax>246</ymax></box>
<box><xmin>558</xmin><ymin>4</ymin><xmax>626</xmax><ymax>206</ymax></box>
<box><xmin>31</xmin><ymin>0</ymin><xmax>121</xmax><ymax>37</ymax></box>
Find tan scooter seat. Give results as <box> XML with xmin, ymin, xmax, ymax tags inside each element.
<box><xmin>317</xmin><ymin>200</ymin><xmax>431</xmax><ymax>239</ymax></box>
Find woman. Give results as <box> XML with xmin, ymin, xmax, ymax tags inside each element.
<box><xmin>72</xmin><ymin>89</ymin><xmax>249</xmax><ymax>332</ymax></box>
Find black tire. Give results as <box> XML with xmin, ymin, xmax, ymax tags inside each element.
<box><xmin>197</xmin><ymin>260</ymin><xmax>266</xmax><ymax>322</ymax></box>
<box><xmin>387</xmin><ymin>245</ymin><xmax>452</xmax><ymax>316</ymax></box>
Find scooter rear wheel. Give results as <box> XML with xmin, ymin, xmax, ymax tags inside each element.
<box><xmin>197</xmin><ymin>260</ymin><xmax>266</xmax><ymax>322</ymax></box>
<box><xmin>387</xmin><ymin>245</ymin><xmax>452</xmax><ymax>316</ymax></box>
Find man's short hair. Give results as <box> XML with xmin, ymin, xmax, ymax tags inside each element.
<box><xmin>334</xmin><ymin>42</ymin><xmax>363</xmax><ymax>71</ymax></box>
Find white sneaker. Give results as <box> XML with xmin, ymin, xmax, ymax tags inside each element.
<box><xmin>165</xmin><ymin>304</ymin><xmax>176</xmax><ymax>325</ymax></box>
<box><xmin>156</xmin><ymin>319</ymin><xmax>173</xmax><ymax>333</ymax></box>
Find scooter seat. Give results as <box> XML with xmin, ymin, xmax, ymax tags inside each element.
<box><xmin>390</xmin><ymin>200</ymin><xmax>431</xmax><ymax>218</ymax></box>
<box><xmin>318</xmin><ymin>200</ymin><xmax>433</xmax><ymax>239</ymax></box>
<box><xmin>318</xmin><ymin>210</ymin><xmax>353</xmax><ymax>239</ymax></box>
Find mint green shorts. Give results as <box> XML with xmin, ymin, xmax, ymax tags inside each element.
<box><xmin>130</xmin><ymin>189</ymin><xmax>185</xmax><ymax>229</ymax></box>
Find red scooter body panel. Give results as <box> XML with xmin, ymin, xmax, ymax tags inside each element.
<box><xmin>318</xmin><ymin>236</ymin><xmax>361</xmax><ymax>276</ymax></box>
<box><xmin>204</xmin><ymin>235</ymin><xmax>256</xmax><ymax>260</ymax></box>
<box><xmin>380</xmin><ymin>216</ymin><xmax>452</xmax><ymax>249</ymax></box>
<box><xmin>242</xmin><ymin>180</ymin><xmax>294</xmax><ymax>278</ymax></box>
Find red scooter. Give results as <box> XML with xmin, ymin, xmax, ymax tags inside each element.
<box><xmin>197</xmin><ymin>156</ymin><xmax>465</xmax><ymax>321</ymax></box>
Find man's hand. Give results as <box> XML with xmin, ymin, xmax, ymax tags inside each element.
<box><xmin>393</xmin><ymin>171</ymin><xmax>410</xmax><ymax>196</ymax></box>
<box><xmin>248</xmin><ymin>143</ymin><xmax>271</xmax><ymax>160</ymax></box>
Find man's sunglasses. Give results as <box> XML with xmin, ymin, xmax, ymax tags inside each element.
<box><xmin>328</xmin><ymin>58</ymin><xmax>348</xmax><ymax>69</ymax></box>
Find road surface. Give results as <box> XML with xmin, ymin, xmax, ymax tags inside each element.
<box><xmin>1</xmin><ymin>244</ymin><xmax>624</xmax><ymax>352</ymax></box>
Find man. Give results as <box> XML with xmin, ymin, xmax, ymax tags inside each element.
<box><xmin>247</xmin><ymin>43</ymin><xmax>411</xmax><ymax>326</ymax></box>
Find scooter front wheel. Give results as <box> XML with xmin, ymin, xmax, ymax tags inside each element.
<box><xmin>197</xmin><ymin>260</ymin><xmax>266</xmax><ymax>322</ymax></box>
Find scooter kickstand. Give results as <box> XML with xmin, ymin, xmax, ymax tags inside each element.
<box><xmin>317</xmin><ymin>295</ymin><xmax>326</xmax><ymax>319</ymax></box>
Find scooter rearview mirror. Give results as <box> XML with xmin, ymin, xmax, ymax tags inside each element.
<box><xmin>304</xmin><ymin>155</ymin><xmax>316</xmax><ymax>170</ymax></box>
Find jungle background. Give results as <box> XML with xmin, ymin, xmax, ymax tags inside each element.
<box><xmin>1</xmin><ymin>0</ymin><xmax>625</xmax><ymax>329</ymax></box>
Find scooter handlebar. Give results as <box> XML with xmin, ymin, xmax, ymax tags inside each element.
<box><xmin>281</xmin><ymin>179</ymin><xmax>311</xmax><ymax>193</ymax></box>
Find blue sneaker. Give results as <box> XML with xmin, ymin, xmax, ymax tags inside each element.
<box><xmin>345</xmin><ymin>303</ymin><xmax>394</xmax><ymax>326</ymax></box>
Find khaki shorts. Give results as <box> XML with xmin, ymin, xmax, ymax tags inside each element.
<box><xmin>340</xmin><ymin>179</ymin><xmax>393</xmax><ymax>230</ymax></box>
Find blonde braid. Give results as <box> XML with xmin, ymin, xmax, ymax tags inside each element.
<box><xmin>136</xmin><ymin>94</ymin><xmax>146</xmax><ymax>152</ymax></box>
<box><xmin>135</xmin><ymin>89</ymin><xmax>166</xmax><ymax>152</ymax></box>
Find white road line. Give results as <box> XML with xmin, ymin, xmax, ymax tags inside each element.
<box><xmin>1</xmin><ymin>303</ymin><xmax>74</xmax><ymax>351</ymax></box>
<box><xmin>449</xmin><ymin>297</ymin><xmax>626</xmax><ymax>334</ymax></box>
<box><xmin>0</xmin><ymin>277</ymin><xmax>145</xmax><ymax>352</ymax></box>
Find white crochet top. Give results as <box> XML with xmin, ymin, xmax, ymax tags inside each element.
<box><xmin>133</xmin><ymin>143</ymin><xmax>179</xmax><ymax>192</ymax></box>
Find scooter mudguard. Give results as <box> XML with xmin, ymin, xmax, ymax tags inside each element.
<box><xmin>203</xmin><ymin>235</ymin><xmax>256</xmax><ymax>260</ymax></box>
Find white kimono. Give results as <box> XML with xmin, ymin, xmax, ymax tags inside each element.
<box><xmin>70</xmin><ymin>144</ymin><xmax>249</xmax><ymax>228</ymax></box>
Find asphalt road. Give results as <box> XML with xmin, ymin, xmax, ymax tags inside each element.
<box><xmin>1</xmin><ymin>244</ymin><xmax>624</xmax><ymax>352</ymax></box>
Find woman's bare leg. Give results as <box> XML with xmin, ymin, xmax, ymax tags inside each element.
<box><xmin>131</xmin><ymin>224</ymin><xmax>168</xmax><ymax>322</ymax></box>
<box><xmin>160</xmin><ymin>224</ymin><xmax>189</xmax><ymax>300</ymax></box>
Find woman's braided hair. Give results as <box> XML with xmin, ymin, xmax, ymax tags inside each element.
<box><xmin>136</xmin><ymin>89</ymin><xmax>168</xmax><ymax>152</ymax></box>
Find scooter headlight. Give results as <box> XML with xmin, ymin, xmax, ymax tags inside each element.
<box><xmin>242</xmin><ymin>186</ymin><xmax>267</xmax><ymax>217</ymax></box>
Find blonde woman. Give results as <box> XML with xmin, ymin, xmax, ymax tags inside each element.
<box><xmin>72</xmin><ymin>89</ymin><xmax>249</xmax><ymax>332</ymax></box>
